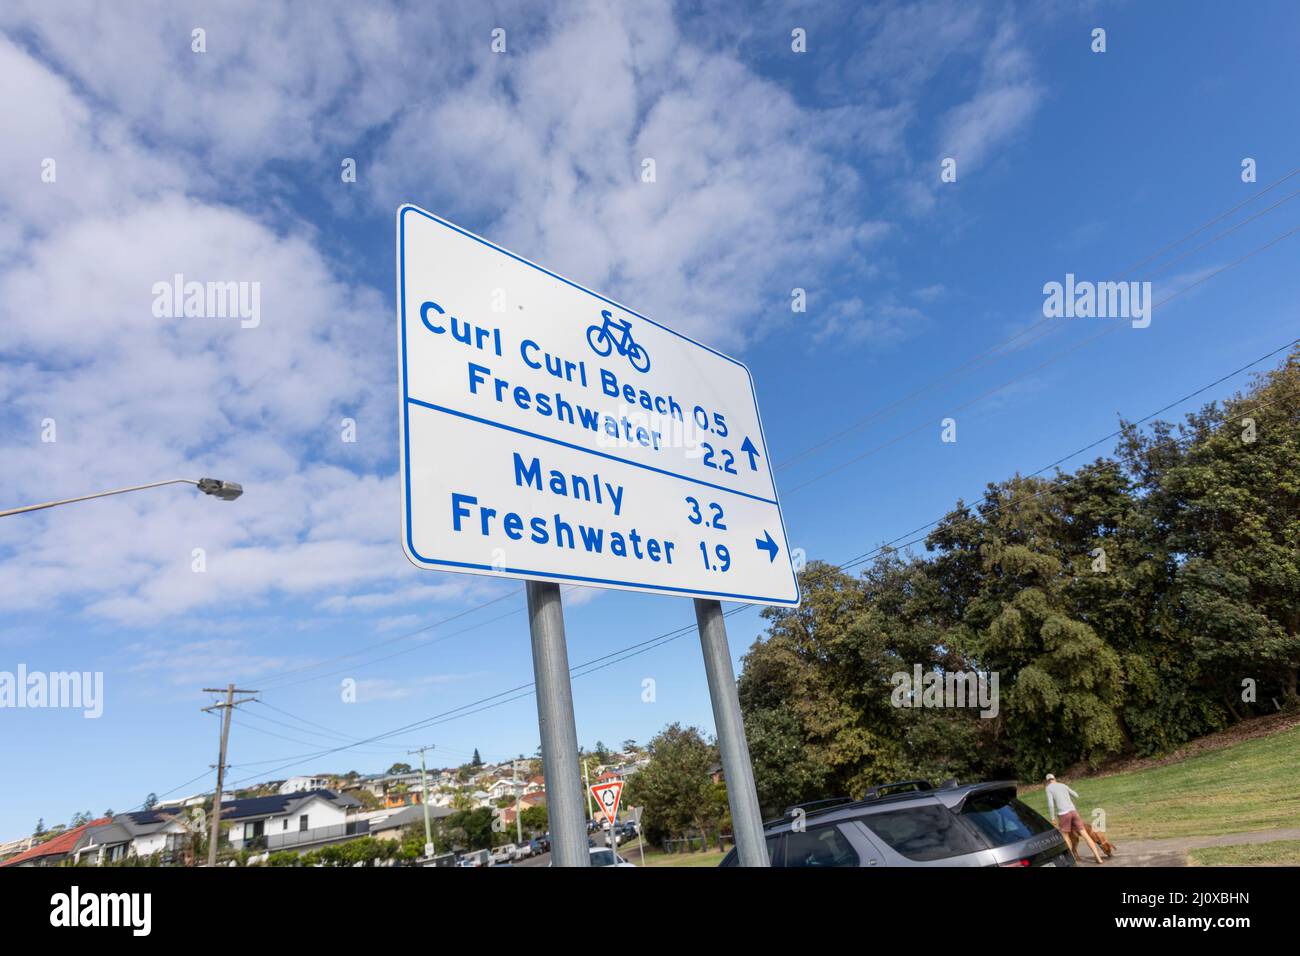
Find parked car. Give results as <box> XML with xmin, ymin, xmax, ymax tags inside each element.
<box><xmin>718</xmin><ymin>779</ymin><xmax>1074</xmax><ymax>868</ymax></box>
<box><xmin>548</xmin><ymin>847</ymin><xmax>635</xmax><ymax>867</ymax></box>
<box><xmin>529</xmin><ymin>837</ymin><xmax>548</xmax><ymax>855</ymax></box>
<box><xmin>514</xmin><ymin>841</ymin><xmax>534</xmax><ymax>860</ymax></box>
<box><xmin>490</xmin><ymin>843</ymin><xmax>517</xmax><ymax>865</ymax></box>
<box><xmin>588</xmin><ymin>847</ymin><xmax>635</xmax><ymax>867</ymax></box>
<box><xmin>458</xmin><ymin>849</ymin><xmax>490</xmax><ymax>867</ymax></box>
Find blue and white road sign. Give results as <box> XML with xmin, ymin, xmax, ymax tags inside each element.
<box><xmin>396</xmin><ymin>204</ymin><xmax>799</xmax><ymax>606</ymax></box>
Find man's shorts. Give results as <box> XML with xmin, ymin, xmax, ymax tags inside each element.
<box><xmin>1058</xmin><ymin>810</ymin><xmax>1085</xmax><ymax>833</ymax></box>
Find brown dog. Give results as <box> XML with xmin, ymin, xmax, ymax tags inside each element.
<box><xmin>1084</xmin><ymin>822</ymin><xmax>1115</xmax><ymax>857</ymax></box>
<box><xmin>1061</xmin><ymin>821</ymin><xmax>1115</xmax><ymax>862</ymax></box>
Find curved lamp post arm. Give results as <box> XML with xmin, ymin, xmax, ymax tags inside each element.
<box><xmin>0</xmin><ymin>477</ymin><xmax>242</xmax><ymax>518</ymax></box>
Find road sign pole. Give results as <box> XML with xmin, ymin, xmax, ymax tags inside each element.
<box><xmin>526</xmin><ymin>580</ymin><xmax>590</xmax><ymax>867</ymax></box>
<box><xmin>694</xmin><ymin>598</ymin><xmax>768</xmax><ymax>867</ymax></box>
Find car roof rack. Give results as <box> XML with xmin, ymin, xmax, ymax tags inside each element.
<box><xmin>765</xmin><ymin>796</ymin><xmax>852</xmax><ymax>827</ymax></box>
<box><xmin>765</xmin><ymin>781</ymin><xmax>939</xmax><ymax>828</ymax></box>
<box><xmin>776</xmin><ymin>796</ymin><xmax>852</xmax><ymax>816</ymax></box>
<box><xmin>861</xmin><ymin>779</ymin><xmax>933</xmax><ymax>800</ymax></box>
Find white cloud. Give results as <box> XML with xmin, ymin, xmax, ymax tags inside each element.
<box><xmin>0</xmin><ymin>0</ymin><xmax>1049</xmax><ymax>626</ymax></box>
<box><xmin>934</xmin><ymin>20</ymin><xmax>1042</xmax><ymax>175</ymax></box>
<box><xmin>353</xmin><ymin>673</ymin><xmax>482</xmax><ymax>703</ymax></box>
<box><xmin>366</xmin><ymin>0</ymin><xmax>890</xmax><ymax>350</ymax></box>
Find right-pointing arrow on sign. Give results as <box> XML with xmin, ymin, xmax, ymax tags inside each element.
<box><xmin>756</xmin><ymin>530</ymin><xmax>779</xmax><ymax>562</ymax></box>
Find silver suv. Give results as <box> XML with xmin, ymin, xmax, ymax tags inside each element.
<box><xmin>719</xmin><ymin>780</ymin><xmax>1073</xmax><ymax>868</ymax></box>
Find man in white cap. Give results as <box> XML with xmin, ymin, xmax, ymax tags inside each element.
<box><xmin>1045</xmin><ymin>773</ymin><xmax>1103</xmax><ymax>864</ymax></box>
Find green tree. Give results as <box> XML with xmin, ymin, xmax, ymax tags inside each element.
<box><xmin>520</xmin><ymin>804</ymin><xmax>548</xmax><ymax>835</ymax></box>
<box><xmin>623</xmin><ymin>724</ymin><xmax>724</xmax><ymax>847</ymax></box>
<box><xmin>739</xmin><ymin>560</ymin><xmax>915</xmax><ymax>813</ymax></box>
<box><xmin>1121</xmin><ymin>350</ymin><xmax>1300</xmax><ymax>708</ymax></box>
<box><xmin>925</xmin><ymin>476</ymin><xmax>1126</xmax><ymax>779</ymax></box>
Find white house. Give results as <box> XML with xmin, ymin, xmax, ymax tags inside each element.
<box><xmin>154</xmin><ymin>794</ymin><xmax>206</xmax><ymax>810</ymax></box>
<box><xmin>279</xmin><ymin>775</ymin><xmax>332</xmax><ymax>795</ymax></box>
<box><xmin>221</xmin><ymin>790</ymin><xmax>361</xmax><ymax>852</ymax></box>
<box><xmin>485</xmin><ymin>778</ymin><xmax>523</xmax><ymax>801</ymax></box>
<box><xmin>71</xmin><ymin>810</ymin><xmax>191</xmax><ymax>865</ymax></box>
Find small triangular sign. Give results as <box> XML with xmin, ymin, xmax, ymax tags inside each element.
<box><xmin>590</xmin><ymin>780</ymin><xmax>624</xmax><ymax>826</ymax></box>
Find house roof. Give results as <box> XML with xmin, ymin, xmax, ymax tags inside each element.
<box><xmin>0</xmin><ymin>818</ymin><xmax>110</xmax><ymax>867</ymax></box>
<box><xmin>218</xmin><ymin>789</ymin><xmax>353</xmax><ymax>822</ymax></box>
<box><xmin>113</xmin><ymin>810</ymin><xmax>190</xmax><ymax>837</ymax></box>
<box><xmin>78</xmin><ymin>821</ymin><xmax>134</xmax><ymax>850</ymax></box>
<box><xmin>372</xmin><ymin>805</ymin><xmax>454</xmax><ymax>831</ymax></box>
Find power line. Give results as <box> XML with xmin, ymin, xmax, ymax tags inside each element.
<box><xmin>246</xmin><ymin>700</ymin><xmax>484</xmax><ymax>759</ymax></box>
<box><xmin>175</xmin><ymin>177</ymin><xmax>1300</xmax><ymax>789</ymax></box>
<box><xmin>232</xmin><ymin>713</ymin><xmax>410</xmax><ymax>755</ymax></box>
<box><xmin>836</xmin><ymin>339</ymin><xmax>1298</xmax><ymax>571</ymax></box>
<box><xmin>256</xmin><ymin>700</ymin><xmax>474</xmax><ymax>756</ymax></box>
<box><xmin>774</xmin><ymin>165</ymin><xmax>1300</xmax><ymax>472</ymax></box>
<box><xmin>217</xmin><ymin>179</ymin><xmax>1300</xmax><ymax>698</ymax></box>
<box><xmin>782</xmin><ymin>223</ymin><xmax>1300</xmax><ymax>495</ymax></box>
<box><xmin>1123</xmin><ymin>166</ymin><xmax>1300</xmax><ymax>275</ymax></box>
<box><xmin>247</xmin><ymin>587</ymin><xmax>520</xmax><ymax>687</ymax></box>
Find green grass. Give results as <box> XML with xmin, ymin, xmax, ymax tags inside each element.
<box><xmin>1189</xmin><ymin>840</ymin><xmax>1300</xmax><ymax>866</ymax></box>
<box><xmin>620</xmin><ymin>837</ymin><xmax>728</xmax><ymax>868</ymax></box>
<box><xmin>1024</xmin><ymin>724</ymin><xmax>1300</xmax><ymax>842</ymax></box>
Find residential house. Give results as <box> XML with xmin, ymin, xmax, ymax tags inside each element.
<box><xmin>0</xmin><ymin>818</ymin><xmax>110</xmax><ymax>868</ymax></box>
<box><xmin>485</xmin><ymin>778</ymin><xmax>524</xmax><ymax>802</ymax></box>
<box><xmin>369</xmin><ymin>805</ymin><xmax>455</xmax><ymax>842</ymax></box>
<box><xmin>69</xmin><ymin>810</ymin><xmax>190</xmax><ymax>866</ymax></box>
<box><xmin>347</xmin><ymin>773</ymin><xmax>389</xmax><ymax>798</ymax></box>
<box><xmin>220</xmin><ymin>789</ymin><xmax>364</xmax><ymax>853</ymax></box>
<box><xmin>279</xmin><ymin>775</ymin><xmax>332</xmax><ymax>795</ymax></box>
<box><xmin>154</xmin><ymin>794</ymin><xmax>206</xmax><ymax>810</ymax></box>
<box><xmin>499</xmin><ymin>792</ymin><xmax>546</xmax><ymax>828</ymax></box>
<box><xmin>0</xmin><ymin>834</ymin><xmax>35</xmax><ymax>862</ymax></box>
<box><xmin>380</xmin><ymin>771</ymin><xmax>436</xmax><ymax>808</ymax></box>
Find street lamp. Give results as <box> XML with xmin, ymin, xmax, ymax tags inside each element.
<box><xmin>0</xmin><ymin>477</ymin><xmax>244</xmax><ymax>518</ymax></box>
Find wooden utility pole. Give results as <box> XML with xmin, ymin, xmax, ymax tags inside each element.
<box><xmin>201</xmin><ymin>684</ymin><xmax>258</xmax><ymax>866</ymax></box>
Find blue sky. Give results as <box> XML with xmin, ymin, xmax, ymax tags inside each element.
<box><xmin>1</xmin><ymin>1</ymin><xmax>1298</xmax><ymax>836</ymax></box>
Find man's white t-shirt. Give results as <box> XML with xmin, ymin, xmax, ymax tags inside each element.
<box><xmin>1045</xmin><ymin>781</ymin><xmax>1079</xmax><ymax>818</ymax></box>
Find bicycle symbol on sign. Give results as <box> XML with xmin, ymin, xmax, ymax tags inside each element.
<box><xmin>586</xmin><ymin>309</ymin><xmax>651</xmax><ymax>373</ymax></box>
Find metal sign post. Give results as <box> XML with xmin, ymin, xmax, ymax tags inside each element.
<box><xmin>630</xmin><ymin>806</ymin><xmax>646</xmax><ymax>866</ymax></box>
<box><xmin>526</xmin><ymin>581</ymin><xmax>590</xmax><ymax>866</ymax></box>
<box><xmin>695</xmin><ymin>598</ymin><xmax>769</xmax><ymax>866</ymax></box>
<box><xmin>395</xmin><ymin>204</ymin><xmax>797</xmax><ymax>869</ymax></box>
<box><xmin>590</xmin><ymin>779</ymin><xmax>624</xmax><ymax>860</ymax></box>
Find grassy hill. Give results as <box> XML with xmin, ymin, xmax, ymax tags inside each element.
<box><xmin>1020</xmin><ymin>720</ymin><xmax>1300</xmax><ymax>841</ymax></box>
